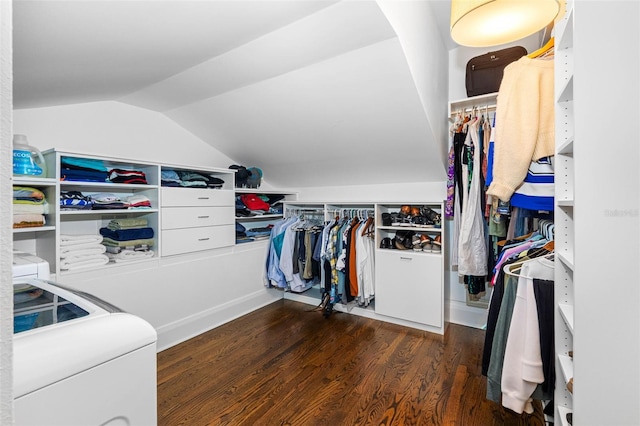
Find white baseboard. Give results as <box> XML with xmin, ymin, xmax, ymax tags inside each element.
<box><xmin>446</xmin><ymin>299</ymin><xmax>487</xmax><ymax>329</ymax></box>
<box><xmin>156</xmin><ymin>288</ymin><xmax>282</xmax><ymax>352</ymax></box>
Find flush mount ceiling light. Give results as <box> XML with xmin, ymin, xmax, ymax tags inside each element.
<box><xmin>450</xmin><ymin>0</ymin><xmax>561</xmax><ymax>47</ymax></box>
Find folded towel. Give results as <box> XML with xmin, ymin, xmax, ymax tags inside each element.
<box><xmin>101</xmin><ymin>237</ymin><xmax>155</xmax><ymax>248</ymax></box>
<box><xmin>61</xmin><ymin>157</ymin><xmax>108</xmax><ymax>172</ymax></box>
<box><xmin>59</xmin><ymin>255</ymin><xmax>109</xmax><ymax>271</ymax></box>
<box><xmin>13</xmin><ymin>201</ymin><xmax>49</xmax><ymax>215</ymax></box>
<box><xmin>107</xmin><ymin>218</ymin><xmax>148</xmax><ymax>230</ymax></box>
<box><xmin>13</xmin><ymin>186</ymin><xmax>45</xmax><ymax>204</ymax></box>
<box><xmin>60</xmin><ymin>167</ymin><xmax>108</xmax><ymax>182</ymax></box>
<box><xmin>60</xmin><ymin>244</ymin><xmax>106</xmax><ymax>258</ymax></box>
<box><xmin>106</xmin><ymin>249</ymin><xmax>155</xmax><ymax>263</ymax></box>
<box><xmin>60</xmin><ymin>234</ymin><xmax>103</xmax><ymax>246</ymax></box>
<box><xmin>62</xmin><ymin>251</ymin><xmax>109</xmax><ymax>265</ymax></box>
<box><xmin>13</xmin><ymin>214</ymin><xmax>45</xmax><ymax>228</ymax></box>
<box><xmin>100</xmin><ymin>227</ymin><xmax>154</xmax><ymax>241</ymax></box>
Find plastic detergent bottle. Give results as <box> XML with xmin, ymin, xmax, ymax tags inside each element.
<box><xmin>13</xmin><ymin>134</ymin><xmax>46</xmax><ymax>177</ymax></box>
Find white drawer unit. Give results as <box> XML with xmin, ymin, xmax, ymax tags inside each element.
<box><xmin>161</xmin><ymin>225</ymin><xmax>235</xmax><ymax>256</ymax></box>
<box><xmin>375</xmin><ymin>249</ymin><xmax>442</xmax><ymax>328</ymax></box>
<box><xmin>161</xmin><ymin>206</ymin><xmax>234</xmax><ymax>230</ymax></box>
<box><xmin>161</xmin><ymin>187</ymin><xmax>234</xmax><ymax>207</ymax></box>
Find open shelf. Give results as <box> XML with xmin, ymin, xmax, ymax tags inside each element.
<box><xmin>559</xmin><ymin>304</ymin><xmax>574</xmax><ymax>334</ymax></box>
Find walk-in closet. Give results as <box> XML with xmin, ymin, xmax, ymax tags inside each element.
<box><xmin>2</xmin><ymin>1</ymin><xmax>638</xmax><ymax>425</ymax></box>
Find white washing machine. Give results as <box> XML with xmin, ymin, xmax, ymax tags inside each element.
<box><xmin>13</xmin><ymin>277</ymin><xmax>158</xmax><ymax>426</ymax></box>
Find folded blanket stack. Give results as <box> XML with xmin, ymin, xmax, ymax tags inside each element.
<box><xmin>13</xmin><ymin>186</ymin><xmax>48</xmax><ymax>228</ymax></box>
<box><xmin>60</xmin><ymin>157</ymin><xmax>108</xmax><ymax>182</ymax></box>
<box><xmin>60</xmin><ymin>234</ymin><xmax>109</xmax><ymax>271</ymax></box>
<box><xmin>100</xmin><ymin>218</ymin><xmax>155</xmax><ymax>262</ymax></box>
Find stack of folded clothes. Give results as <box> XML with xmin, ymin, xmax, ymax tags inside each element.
<box><xmin>245</xmin><ymin>225</ymin><xmax>273</xmax><ymax>241</ymax></box>
<box><xmin>125</xmin><ymin>194</ymin><xmax>152</xmax><ymax>209</ymax></box>
<box><xmin>60</xmin><ymin>234</ymin><xmax>109</xmax><ymax>271</ymax></box>
<box><xmin>60</xmin><ymin>157</ymin><xmax>108</xmax><ymax>182</ymax></box>
<box><xmin>100</xmin><ymin>218</ymin><xmax>155</xmax><ymax>262</ymax></box>
<box><xmin>107</xmin><ymin>168</ymin><xmax>147</xmax><ymax>184</ymax></box>
<box><xmin>90</xmin><ymin>193</ymin><xmax>128</xmax><ymax>210</ymax></box>
<box><xmin>60</xmin><ymin>190</ymin><xmax>93</xmax><ymax>210</ymax></box>
<box><xmin>235</xmin><ymin>194</ymin><xmax>284</xmax><ymax>217</ymax></box>
<box><xmin>161</xmin><ymin>169</ymin><xmax>225</xmax><ymax>188</ymax></box>
<box><xmin>13</xmin><ymin>186</ymin><xmax>48</xmax><ymax>228</ymax></box>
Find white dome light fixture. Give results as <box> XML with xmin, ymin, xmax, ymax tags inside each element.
<box><xmin>450</xmin><ymin>0</ymin><xmax>561</xmax><ymax>47</ymax></box>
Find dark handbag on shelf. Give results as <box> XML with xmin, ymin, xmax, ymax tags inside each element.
<box><xmin>465</xmin><ymin>46</ymin><xmax>527</xmax><ymax>97</ymax></box>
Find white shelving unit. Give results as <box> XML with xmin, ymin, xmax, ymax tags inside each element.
<box><xmin>12</xmin><ymin>176</ymin><xmax>58</xmax><ymax>274</ymax></box>
<box><xmin>12</xmin><ymin>150</ymin><xmax>243</xmax><ymax>277</ymax></box>
<box><xmin>554</xmin><ymin>0</ymin><xmax>574</xmax><ymax>421</ymax></box>
<box><xmin>234</xmin><ymin>188</ymin><xmax>297</xmax><ymax>245</ymax></box>
<box><xmin>280</xmin><ymin>201</ymin><xmax>445</xmax><ymax>335</ymax></box>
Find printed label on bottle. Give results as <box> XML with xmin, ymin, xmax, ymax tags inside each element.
<box><xmin>13</xmin><ymin>149</ymin><xmax>43</xmax><ymax>176</ymax></box>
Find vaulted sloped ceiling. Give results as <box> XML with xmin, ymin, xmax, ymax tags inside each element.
<box><xmin>13</xmin><ymin>0</ymin><xmax>451</xmax><ymax>188</ymax></box>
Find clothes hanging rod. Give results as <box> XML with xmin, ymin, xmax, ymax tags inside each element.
<box><xmin>450</xmin><ymin>104</ymin><xmax>497</xmax><ymax>116</ymax></box>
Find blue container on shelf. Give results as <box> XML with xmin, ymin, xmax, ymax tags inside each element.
<box><xmin>14</xmin><ymin>312</ymin><xmax>39</xmax><ymax>333</ymax></box>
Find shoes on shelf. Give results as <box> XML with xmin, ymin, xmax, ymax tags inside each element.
<box><xmin>411</xmin><ymin>235</ymin><xmax>422</xmax><ymax>251</ymax></box>
<box><xmin>382</xmin><ymin>213</ymin><xmax>392</xmax><ymax>227</ymax></box>
<box><xmin>380</xmin><ymin>237</ymin><xmax>393</xmax><ymax>249</ymax></box>
<box><xmin>567</xmin><ymin>377</ymin><xmax>573</xmax><ymax>394</ymax></box>
<box><xmin>420</xmin><ymin>234</ymin><xmax>432</xmax><ymax>252</ymax></box>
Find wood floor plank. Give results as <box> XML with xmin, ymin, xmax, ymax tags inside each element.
<box><xmin>157</xmin><ymin>299</ymin><xmax>545</xmax><ymax>425</ymax></box>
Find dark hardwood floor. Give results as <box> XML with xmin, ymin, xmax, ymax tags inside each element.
<box><xmin>157</xmin><ymin>299</ymin><xmax>545</xmax><ymax>425</ymax></box>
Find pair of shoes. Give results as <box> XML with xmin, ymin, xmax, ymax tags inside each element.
<box><xmin>421</xmin><ymin>207</ymin><xmax>442</xmax><ymax>227</ymax></box>
<box><xmin>394</xmin><ymin>230</ymin><xmax>415</xmax><ymax>250</ymax></box>
<box><xmin>380</xmin><ymin>237</ymin><xmax>393</xmax><ymax>249</ymax></box>
<box><xmin>420</xmin><ymin>234</ymin><xmax>433</xmax><ymax>252</ymax></box>
<box><xmin>431</xmin><ymin>235</ymin><xmax>442</xmax><ymax>253</ymax></box>
<box><xmin>566</xmin><ymin>377</ymin><xmax>573</xmax><ymax>394</ymax></box>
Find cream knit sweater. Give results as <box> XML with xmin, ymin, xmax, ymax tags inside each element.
<box><xmin>487</xmin><ymin>57</ymin><xmax>555</xmax><ymax>202</ymax></box>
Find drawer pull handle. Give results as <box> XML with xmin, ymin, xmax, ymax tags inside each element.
<box><xmin>400</xmin><ymin>257</ymin><xmax>412</xmax><ymax>261</ymax></box>
<box><xmin>197</xmin><ymin>197</ymin><xmax>210</xmax><ymax>200</ymax></box>
<box><xmin>198</xmin><ymin>237</ymin><xmax>210</xmax><ymax>241</ymax></box>
<box><xmin>197</xmin><ymin>216</ymin><xmax>210</xmax><ymax>219</ymax></box>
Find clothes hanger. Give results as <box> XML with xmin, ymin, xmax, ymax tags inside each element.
<box><xmin>528</xmin><ymin>37</ymin><xmax>554</xmax><ymax>59</ymax></box>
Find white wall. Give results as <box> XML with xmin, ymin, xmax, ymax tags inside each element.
<box><xmin>376</xmin><ymin>0</ymin><xmax>450</xmax><ymax>169</ymax></box>
<box><xmin>573</xmin><ymin>1</ymin><xmax>639</xmax><ymax>423</ymax></box>
<box><xmin>12</xmin><ymin>101</ymin><xmax>235</xmax><ymax>169</ymax></box>
<box><xmin>0</xmin><ymin>0</ymin><xmax>13</xmax><ymax>422</ymax></box>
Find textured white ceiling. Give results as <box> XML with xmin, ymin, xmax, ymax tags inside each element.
<box><xmin>13</xmin><ymin>0</ymin><xmax>455</xmax><ymax>187</ymax></box>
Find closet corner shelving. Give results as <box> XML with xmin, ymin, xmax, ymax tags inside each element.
<box><xmin>374</xmin><ymin>202</ymin><xmax>444</xmax><ymax>333</ymax></box>
<box><xmin>234</xmin><ymin>188</ymin><xmax>298</xmax><ymax>245</ymax></box>
<box><xmin>279</xmin><ymin>201</ymin><xmax>445</xmax><ymax>335</ymax></box>
<box><xmin>553</xmin><ymin>0</ymin><xmax>575</xmax><ymax>422</ymax></box>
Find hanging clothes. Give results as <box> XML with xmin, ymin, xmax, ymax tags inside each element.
<box><xmin>458</xmin><ymin>118</ymin><xmax>488</xmax><ymax>277</ymax></box>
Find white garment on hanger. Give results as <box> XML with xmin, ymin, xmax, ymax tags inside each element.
<box><xmin>458</xmin><ymin>119</ymin><xmax>488</xmax><ymax>276</ymax></box>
